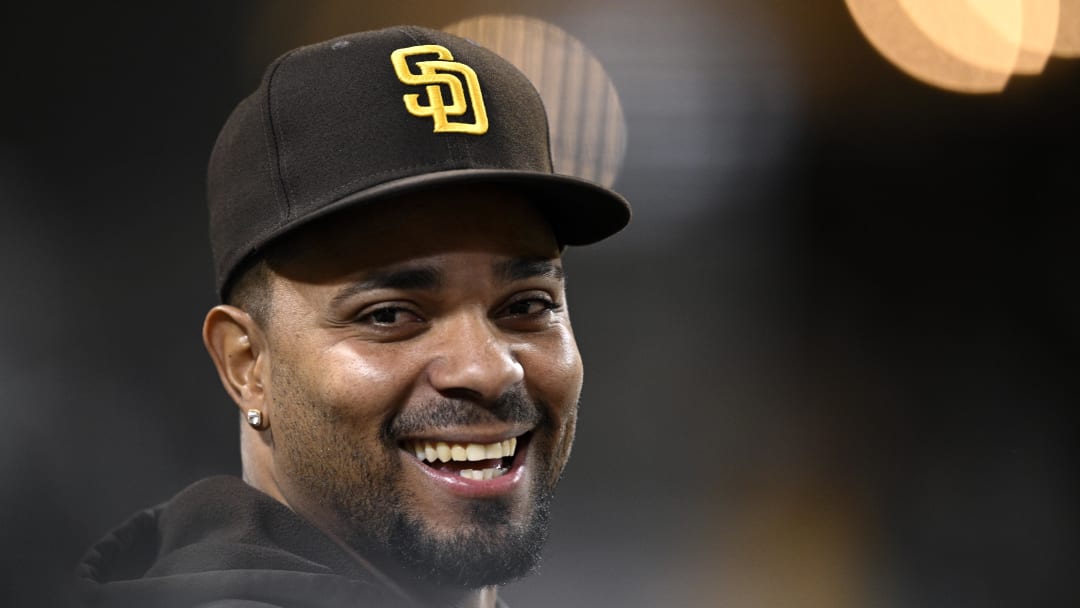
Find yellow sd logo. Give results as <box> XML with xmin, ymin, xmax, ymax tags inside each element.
<box><xmin>390</xmin><ymin>45</ymin><xmax>489</xmax><ymax>135</ymax></box>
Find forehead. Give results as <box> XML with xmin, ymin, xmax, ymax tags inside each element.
<box><xmin>269</xmin><ymin>185</ymin><xmax>560</xmax><ymax>286</ymax></box>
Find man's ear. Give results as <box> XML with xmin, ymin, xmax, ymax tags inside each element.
<box><xmin>203</xmin><ymin>305</ymin><xmax>268</xmax><ymax>414</ymax></box>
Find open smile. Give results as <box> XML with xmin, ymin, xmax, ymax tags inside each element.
<box><xmin>399</xmin><ymin>433</ymin><xmax>531</xmax><ymax>496</ymax></box>
<box><xmin>405</xmin><ymin>436</ymin><xmax>519</xmax><ymax>479</ymax></box>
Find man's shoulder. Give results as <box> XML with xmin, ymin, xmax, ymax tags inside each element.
<box><xmin>74</xmin><ymin>476</ymin><xmax>409</xmax><ymax>608</ymax></box>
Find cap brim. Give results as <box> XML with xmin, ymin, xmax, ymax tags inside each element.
<box><xmin>262</xmin><ymin>168</ymin><xmax>631</xmax><ymax>251</ymax></box>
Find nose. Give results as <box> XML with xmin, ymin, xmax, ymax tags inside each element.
<box><xmin>425</xmin><ymin>311</ymin><xmax>524</xmax><ymax>403</ymax></box>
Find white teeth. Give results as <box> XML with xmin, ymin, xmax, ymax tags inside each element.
<box><xmin>451</xmin><ymin>445</ymin><xmax>467</xmax><ymax>461</ymax></box>
<box><xmin>407</xmin><ymin>437</ymin><xmax>519</xmax><ymax>464</ymax></box>
<box><xmin>459</xmin><ymin>467</ymin><xmax>507</xmax><ymax>480</ymax></box>
<box><xmin>466</xmin><ymin>444</ymin><xmax>486</xmax><ymax>461</ymax></box>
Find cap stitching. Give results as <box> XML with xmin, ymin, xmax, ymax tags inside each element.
<box><xmin>262</xmin><ymin>50</ymin><xmax>300</xmax><ymax>223</ymax></box>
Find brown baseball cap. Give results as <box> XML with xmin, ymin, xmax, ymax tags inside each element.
<box><xmin>207</xmin><ymin>25</ymin><xmax>631</xmax><ymax>300</ymax></box>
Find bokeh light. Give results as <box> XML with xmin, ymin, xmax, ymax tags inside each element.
<box><xmin>1056</xmin><ymin>0</ymin><xmax>1080</xmax><ymax>55</ymax></box>
<box><xmin>1012</xmin><ymin>0</ymin><xmax>1058</xmax><ymax>73</ymax></box>
<box><xmin>846</xmin><ymin>0</ymin><xmax>1078</xmax><ymax>92</ymax></box>
<box><xmin>444</xmin><ymin>15</ymin><xmax>627</xmax><ymax>188</ymax></box>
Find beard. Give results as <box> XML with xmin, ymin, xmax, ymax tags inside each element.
<box><xmin>270</xmin><ymin>365</ymin><xmax>566</xmax><ymax>590</ymax></box>
<box><xmin>385</xmin><ymin>476</ymin><xmax>553</xmax><ymax>588</ymax></box>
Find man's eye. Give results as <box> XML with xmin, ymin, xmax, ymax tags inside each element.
<box><xmin>503</xmin><ymin>298</ymin><xmax>561</xmax><ymax>317</ymax></box>
<box><xmin>359</xmin><ymin>306</ymin><xmax>421</xmax><ymax>326</ymax></box>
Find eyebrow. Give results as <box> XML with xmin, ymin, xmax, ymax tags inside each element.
<box><xmin>328</xmin><ymin>258</ymin><xmax>563</xmax><ymax>307</ymax></box>
<box><xmin>494</xmin><ymin>257</ymin><xmax>565</xmax><ymax>283</ymax></box>
<box><xmin>329</xmin><ymin>265</ymin><xmax>442</xmax><ymax>307</ymax></box>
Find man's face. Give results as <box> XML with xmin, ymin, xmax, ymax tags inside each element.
<box><xmin>257</xmin><ymin>186</ymin><xmax>582</xmax><ymax>588</ymax></box>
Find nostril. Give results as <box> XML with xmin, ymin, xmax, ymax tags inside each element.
<box><xmin>438</xmin><ymin>387</ymin><xmax>484</xmax><ymax>402</ymax></box>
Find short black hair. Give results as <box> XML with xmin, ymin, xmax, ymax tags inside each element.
<box><xmin>222</xmin><ymin>225</ymin><xmax>316</xmax><ymax>328</ymax></box>
<box><xmin>224</xmin><ymin>254</ymin><xmax>273</xmax><ymax>328</ymax></box>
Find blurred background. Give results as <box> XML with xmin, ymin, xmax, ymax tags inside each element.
<box><xmin>1</xmin><ymin>1</ymin><xmax>1077</xmax><ymax>606</ymax></box>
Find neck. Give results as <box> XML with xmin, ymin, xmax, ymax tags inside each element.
<box><xmin>407</xmin><ymin>585</ymin><xmax>498</xmax><ymax>608</ymax></box>
<box><xmin>452</xmin><ymin>586</ymin><xmax>498</xmax><ymax>608</ymax></box>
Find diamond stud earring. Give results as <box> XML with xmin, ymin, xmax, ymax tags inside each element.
<box><xmin>246</xmin><ymin>408</ymin><xmax>266</xmax><ymax>430</ymax></box>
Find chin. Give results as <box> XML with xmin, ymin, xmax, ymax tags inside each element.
<box><xmin>384</xmin><ymin>491</ymin><xmax>553</xmax><ymax>589</ymax></box>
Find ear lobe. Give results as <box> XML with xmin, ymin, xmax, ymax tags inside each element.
<box><xmin>203</xmin><ymin>305</ymin><xmax>267</xmax><ymax>412</ymax></box>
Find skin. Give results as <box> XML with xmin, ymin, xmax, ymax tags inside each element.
<box><xmin>203</xmin><ymin>186</ymin><xmax>583</xmax><ymax>607</ymax></box>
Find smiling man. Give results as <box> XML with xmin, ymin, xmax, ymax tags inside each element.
<box><xmin>76</xmin><ymin>25</ymin><xmax>629</xmax><ymax>608</ymax></box>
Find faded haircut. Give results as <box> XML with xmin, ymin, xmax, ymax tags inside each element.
<box><xmin>223</xmin><ymin>254</ymin><xmax>273</xmax><ymax>328</ymax></box>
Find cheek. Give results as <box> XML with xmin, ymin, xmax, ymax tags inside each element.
<box><xmin>550</xmin><ymin>330</ymin><xmax>585</xmax><ymax>410</ymax></box>
<box><xmin>521</xmin><ymin>330</ymin><xmax>583</xmax><ymax>467</ymax></box>
<box><xmin>552</xmin><ymin>411</ymin><xmax>578</xmax><ymax>477</ymax></box>
<box><xmin>323</xmin><ymin>342</ymin><xmax>407</xmax><ymax>389</ymax></box>
<box><xmin>271</xmin><ymin>343</ymin><xmax>422</xmax><ymax>448</ymax></box>
<box><xmin>265</xmin><ymin>345</ymin><xmax>415</xmax><ymax>509</ymax></box>
<box><xmin>521</xmin><ymin>328</ymin><xmax>583</xmax><ymax>401</ymax></box>
<box><xmin>314</xmin><ymin>344</ymin><xmax>419</xmax><ymax>411</ymax></box>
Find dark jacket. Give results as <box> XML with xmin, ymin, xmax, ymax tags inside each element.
<box><xmin>75</xmin><ymin>476</ymin><xmax>416</xmax><ymax>608</ymax></box>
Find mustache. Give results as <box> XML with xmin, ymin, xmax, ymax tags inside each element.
<box><xmin>386</xmin><ymin>387</ymin><xmax>545</xmax><ymax>438</ymax></box>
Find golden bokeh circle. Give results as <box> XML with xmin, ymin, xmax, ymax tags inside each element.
<box><xmin>445</xmin><ymin>15</ymin><xmax>628</xmax><ymax>188</ymax></box>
